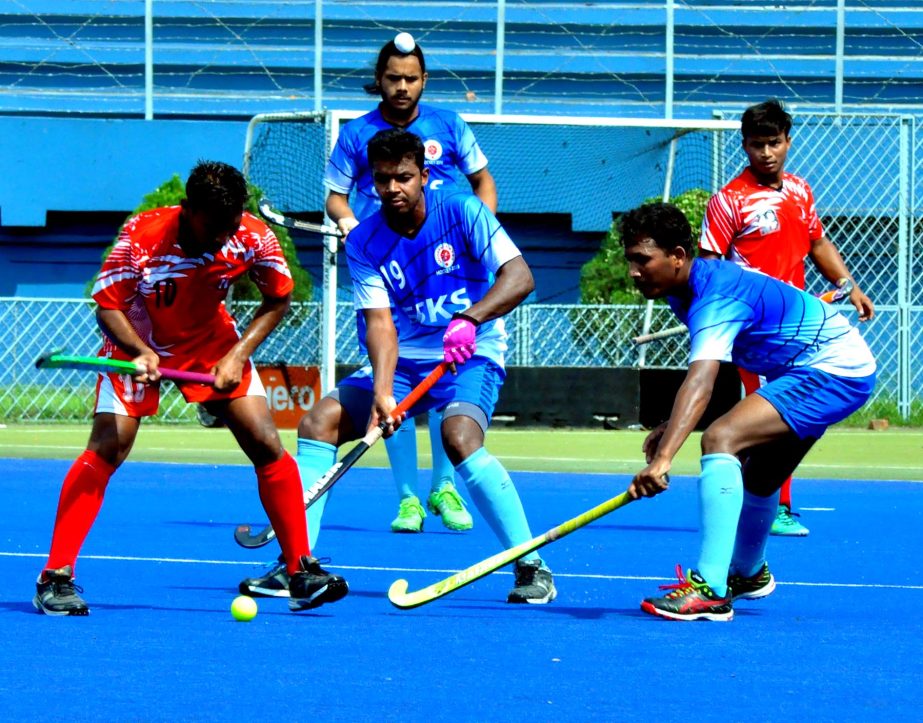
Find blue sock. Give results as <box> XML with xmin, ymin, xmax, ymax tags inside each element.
<box><xmin>730</xmin><ymin>489</ymin><xmax>778</xmax><ymax>577</ymax></box>
<box><xmin>296</xmin><ymin>438</ymin><xmax>336</xmax><ymax>551</ymax></box>
<box><xmin>696</xmin><ymin>453</ymin><xmax>743</xmax><ymax>597</ymax></box>
<box><xmin>427</xmin><ymin>409</ymin><xmax>455</xmax><ymax>493</ymax></box>
<box><xmin>456</xmin><ymin>448</ymin><xmax>539</xmax><ymax>563</ymax></box>
<box><xmin>385</xmin><ymin>416</ymin><xmax>418</xmax><ymax>500</ymax></box>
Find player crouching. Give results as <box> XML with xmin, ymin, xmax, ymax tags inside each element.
<box><xmin>32</xmin><ymin>161</ymin><xmax>347</xmax><ymax>615</ymax></box>
<box><xmin>621</xmin><ymin>202</ymin><xmax>876</xmax><ymax>621</ymax></box>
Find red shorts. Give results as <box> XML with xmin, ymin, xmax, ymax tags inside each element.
<box><xmin>93</xmin><ymin>352</ymin><xmax>265</xmax><ymax>418</ymax></box>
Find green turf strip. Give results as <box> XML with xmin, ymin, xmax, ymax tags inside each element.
<box><xmin>1</xmin><ymin>424</ymin><xmax>920</xmax><ymax>481</ymax></box>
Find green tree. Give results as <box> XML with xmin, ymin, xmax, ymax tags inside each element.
<box><xmin>579</xmin><ymin>188</ymin><xmax>710</xmax><ymax>304</ymax></box>
<box><xmin>86</xmin><ymin>175</ymin><xmax>312</xmax><ymax>301</ymax></box>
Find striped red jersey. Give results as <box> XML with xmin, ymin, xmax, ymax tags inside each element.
<box><xmin>699</xmin><ymin>168</ymin><xmax>824</xmax><ymax>289</ymax></box>
<box><xmin>92</xmin><ymin>206</ymin><xmax>293</xmax><ymax>364</ymax></box>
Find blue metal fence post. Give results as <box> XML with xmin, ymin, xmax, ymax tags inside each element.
<box><xmin>898</xmin><ymin>116</ymin><xmax>912</xmax><ymax>420</ymax></box>
<box><xmin>495</xmin><ymin>0</ymin><xmax>506</xmax><ymax>115</ymax></box>
<box><xmin>144</xmin><ymin>0</ymin><xmax>153</xmax><ymax>119</ymax></box>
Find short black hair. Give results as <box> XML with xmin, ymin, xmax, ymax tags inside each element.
<box><xmin>184</xmin><ymin>160</ymin><xmax>248</xmax><ymax>217</ymax></box>
<box><xmin>741</xmin><ymin>99</ymin><xmax>792</xmax><ymax>139</ymax></box>
<box><xmin>619</xmin><ymin>202</ymin><xmax>693</xmax><ymax>255</ymax></box>
<box><xmin>364</xmin><ymin>39</ymin><xmax>427</xmax><ymax>95</ymax></box>
<box><xmin>367</xmin><ymin>128</ymin><xmax>426</xmax><ymax>171</ymax></box>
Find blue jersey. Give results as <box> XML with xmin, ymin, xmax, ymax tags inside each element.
<box><xmin>669</xmin><ymin>259</ymin><xmax>876</xmax><ymax>380</ymax></box>
<box><xmin>345</xmin><ymin>191</ymin><xmax>520</xmax><ymax>367</ymax></box>
<box><xmin>325</xmin><ymin>103</ymin><xmax>488</xmax><ymax>220</ymax></box>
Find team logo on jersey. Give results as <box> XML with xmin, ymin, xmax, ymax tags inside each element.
<box><xmin>754</xmin><ymin>203</ymin><xmax>781</xmax><ymax>236</ymax></box>
<box><xmin>434</xmin><ymin>242</ymin><xmax>459</xmax><ymax>275</ymax></box>
<box><xmin>424</xmin><ymin>139</ymin><xmax>444</xmax><ymax>161</ymax></box>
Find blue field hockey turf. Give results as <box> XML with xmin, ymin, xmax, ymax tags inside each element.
<box><xmin>0</xmin><ymin>458</ymin><xmax>920</xmax><ymax>720</ymax></box>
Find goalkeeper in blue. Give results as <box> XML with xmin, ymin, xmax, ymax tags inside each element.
<box><xmin>622</xmin><ymin>202</ymin><xmax>876</xmax><ymax>621</ymax></box>
<box><xmin>295</xmin><ymin>127</ymin><xmax>555</xmax><ymax>604</ymax></box>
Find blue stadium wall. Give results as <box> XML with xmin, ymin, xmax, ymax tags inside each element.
<box><xmin>0</xmin><ymin>115</ymin><xmax>604</xmax><ymax>302</ymax></box>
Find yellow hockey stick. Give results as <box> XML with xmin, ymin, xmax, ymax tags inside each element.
<box><xmin>388</xmin><ymin>491</ymin><xmax>634</xmax><ymax>609</ymax></box>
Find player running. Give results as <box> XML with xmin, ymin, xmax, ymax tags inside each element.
<box><xmin>32</xmin><ymin>161</ymin><xmax>347</xmax><ymax>615</ymax></box>
<box><xmin>244</xmin><ymin>128</ymin><xmax>556</xmax><ymax>604</ymax></box>
<box><xmin>700</xmin><ymin>99</ymin><xmax>875</xmax><ymax>536</ymax></box>
<box><xmin>622</xmin><ymin>202</ymin><xmax>876</xmax><ymax>621</ymax></box>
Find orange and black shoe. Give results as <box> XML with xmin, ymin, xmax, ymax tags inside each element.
<box><xmin>641</xmin><ymin>564</ymin><xmax>733</xmax><ymax>621</ymax></box>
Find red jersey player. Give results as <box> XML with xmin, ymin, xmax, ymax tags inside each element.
<box><xmin>32</xmin><ymin>161</ymin><xmax>347</xmax><ymax>615</ymax></box>
<box><xmin>699</xmin><ymin>99</ymin><xmax>874</xmax><ymax>536</ymax></box>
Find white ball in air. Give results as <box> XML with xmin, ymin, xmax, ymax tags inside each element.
<box><xmin>394</xmin><ymin>32</ymin><xmax>415</xmax><ymax>54</ymax></box>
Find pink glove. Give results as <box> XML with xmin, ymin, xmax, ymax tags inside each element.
<box><xmin>443</xmin><ymin>313</ymin><xmax>479</xmax><ymax>364</ymax></box>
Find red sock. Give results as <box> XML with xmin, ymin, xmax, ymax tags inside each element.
<box><xmin>45</xmin><ymin>449</ymin><xmax>116</xmax><ymax>572</ymax></box>
<box><xmin>256</xmin><ymin>452</ymin><xmax>310</xmax><ymax>574</ymax></box>
<box><xmin>779</xmin><ymin>477</ymin><xmax>793</xmax><ymax>508</ymax></box>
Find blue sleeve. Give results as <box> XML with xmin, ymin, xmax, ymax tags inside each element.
<box><xmin>687</xmin><ymin>296</ymin><xmax>753</xmax><ymax>363</ymax></box>
<box><xmin>454</xmin><ymin>116</ymin><xmax>488</xmax><ymax>176</ymax></box>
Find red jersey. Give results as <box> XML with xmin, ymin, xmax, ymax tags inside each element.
<box><xmin>699</xmin><ymin>168</ymin><xmax>824</xmax><ymax>289</ymax></box>
<box><xmin>92</xmin><ymin>206</ymin><xmax>293</xmax><ymax>366</ymax></box>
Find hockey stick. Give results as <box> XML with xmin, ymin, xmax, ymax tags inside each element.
<box><xmin>632</xmin><ymin>280</ymin><xmax>855</xmax><ymax>346</ymax></box>
<box><xmin>817</xmin><ymin>278</ymin><xmax>853</xmax><ymax>304</ymax></box>
<box><xmin>257</xmin><ymin>198</ymin><xmax>343</xmax><ymax>237</ymax></box>
<box><xmin>632</xmin><ymin>325</ymin><xmax>687</xmax><ymax>346</ymax></box>
<box><xmin>388</xmin><ymin>490</ymin><xmax>635</xmax><ymax>609</ymax></box>
<box><xmin>36</xmin><ymin>352</ymin><xmax>216</xmax><ymax>385</ymax></box>
<box><xmin>234</xmin><ymin>361</ymin><xmax>450</xmax><ymax>549</ymax></box>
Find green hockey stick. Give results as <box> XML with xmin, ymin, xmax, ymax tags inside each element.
<box><xmin>36</xmin><ymin>352</ymin><xmax>216</xmax><ymax>384</ymax></box>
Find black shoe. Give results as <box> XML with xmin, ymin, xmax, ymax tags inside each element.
<box><xmin>33</xmin><ymin>565</ymin><xmax>90</xmax><ymax>616</ymax></box>
<box><xmin>727</xmin><ymin>562</ymin><xmax>776</xmax><ymax>600</ymax></box>
<box><xmin>508</xmin><ymin>559</ymin><xmax>557</xmax><ymax>604</ymax></box>
<box><xmin>239</xmin><ymin>554</ymin><xmax>290</xmax><ymax>598</ymax></box>
<box><xmin>289</xmin><ymin>555</ymin><xmax>349</xmax><ymax>611</ymax></box>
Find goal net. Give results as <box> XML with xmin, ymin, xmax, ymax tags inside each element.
<box><xmin>242</xmin><ymin>111</ymin><xmax>741</xmax><ymax>387</ymax></box>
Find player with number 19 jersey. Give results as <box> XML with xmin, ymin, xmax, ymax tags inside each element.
<box><xmin>326</xmin><ymin>104</ymin><xmax>488</xmax><ymax>220</ymax></box>
<box><xmin>699</xmin><ymin>168</ymin><xmax>823</xmax><ymax>289</ymax></box>
<box><xmin>344</xmin><ymin>190</ymin><xmax>517</xmax><ymax>366</ymax></box>
<box><xmin>91</xmin><ymin>206</ymin><xmax>293</xmax><ymax>407</ymax></box>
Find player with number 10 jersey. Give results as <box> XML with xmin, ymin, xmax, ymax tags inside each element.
<box><xmin>92</xmin><ymin>206</ymin><xmax>293</xmax><ymax>410</ymax></box>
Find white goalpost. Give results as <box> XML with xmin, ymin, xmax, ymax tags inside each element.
<box><xmin>243</xmin><ymin>110</ymin><xmax>740</xmax><ymax>389</ymax></box>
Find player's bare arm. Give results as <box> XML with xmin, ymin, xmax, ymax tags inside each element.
<box><xmin>461</xmin><ymin>256</ymin><xmax>534</xmax><ymax>324</ymax></box>
<box><xmin>809</xmin><ymin>236</ymin><xmax>875</xmax><ymax>321</ymax></box>
<box><xmin>629</xmin><ymin>359</ymin><xmax>719</xmax><ymax>499</ymax></box>
<box><xmin>325</xmin><ymin>191</ymin><xmax>360</xmax><ymax>237</ymax></box>
<box><xmin>363</xmin><ymin>307</ymin><xmax>401</xmax><ymax>435</ymax></box>
<box><xmin>95</xmin><ymin>308</ymin><xmax>161</xmax><ymax>383</ymax></box>
<box><xmin>213</xmin><ymin>293</ymin><xmax>290</xmax><ymax>392</ymax></box>
<box><xmin>697</xmin><ymin>249</ymin><xmax>721</xmax><ymax>261</ymax></box>
<box><xmin>466</xmin><ymin>168</ymin><xmax>498</xmax><ymax>214</ymax></box>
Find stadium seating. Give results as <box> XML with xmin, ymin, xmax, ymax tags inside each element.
<box><xmin>0</xmin><ymin>1</ymin><xmax>920</xmax><ymax>117</ymax></box>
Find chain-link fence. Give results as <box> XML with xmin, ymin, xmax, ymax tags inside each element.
<box><xmin>0</xmin><ymin>296</ymin><xmax>899</xmax><ymax>423</ymax></box>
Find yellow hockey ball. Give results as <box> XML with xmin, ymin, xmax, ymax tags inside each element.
<box><xmin>231</xmin><ymin>595</ymin><xmax>258</xmax><ymax>622</ymax></box>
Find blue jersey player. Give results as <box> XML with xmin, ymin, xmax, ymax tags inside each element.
<box><xmin>621</xmin><ymin>202</ymin><xmax>876</xmax><ymax>621</ymax></box>
<box><xmin>298</xmin><ymin>128</ymin><xmax>556</xmax><ymax>604</ymax></box>
<box><xmin>326</xmin><ymin>34</ymin><xmax>497</xmax><ymax>535</ymax></box>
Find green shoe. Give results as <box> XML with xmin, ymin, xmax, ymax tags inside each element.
<box><xmin>770</xmin><ymin>505</ymin><xmax>809</xmax><ymax>537</ymax></box>
<box><xmin>391</xmin><ymin>496</ymin><xmax>425</xmax><ymax>533</ymax></box>
<box><xmin>427</xmin><ymin>483</ymin><xmax>474</xmax><ymax>531</ymax></box>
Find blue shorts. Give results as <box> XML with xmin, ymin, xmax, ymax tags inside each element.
<box><xmin>334</xmin><ymin>356</ymin><xmax>506</xmax><ymax>433</ymax></box>
<box><xmin>756</xmin><ymin>367</ymin><xmax>876</xmax><ymax>439</ymax></box>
